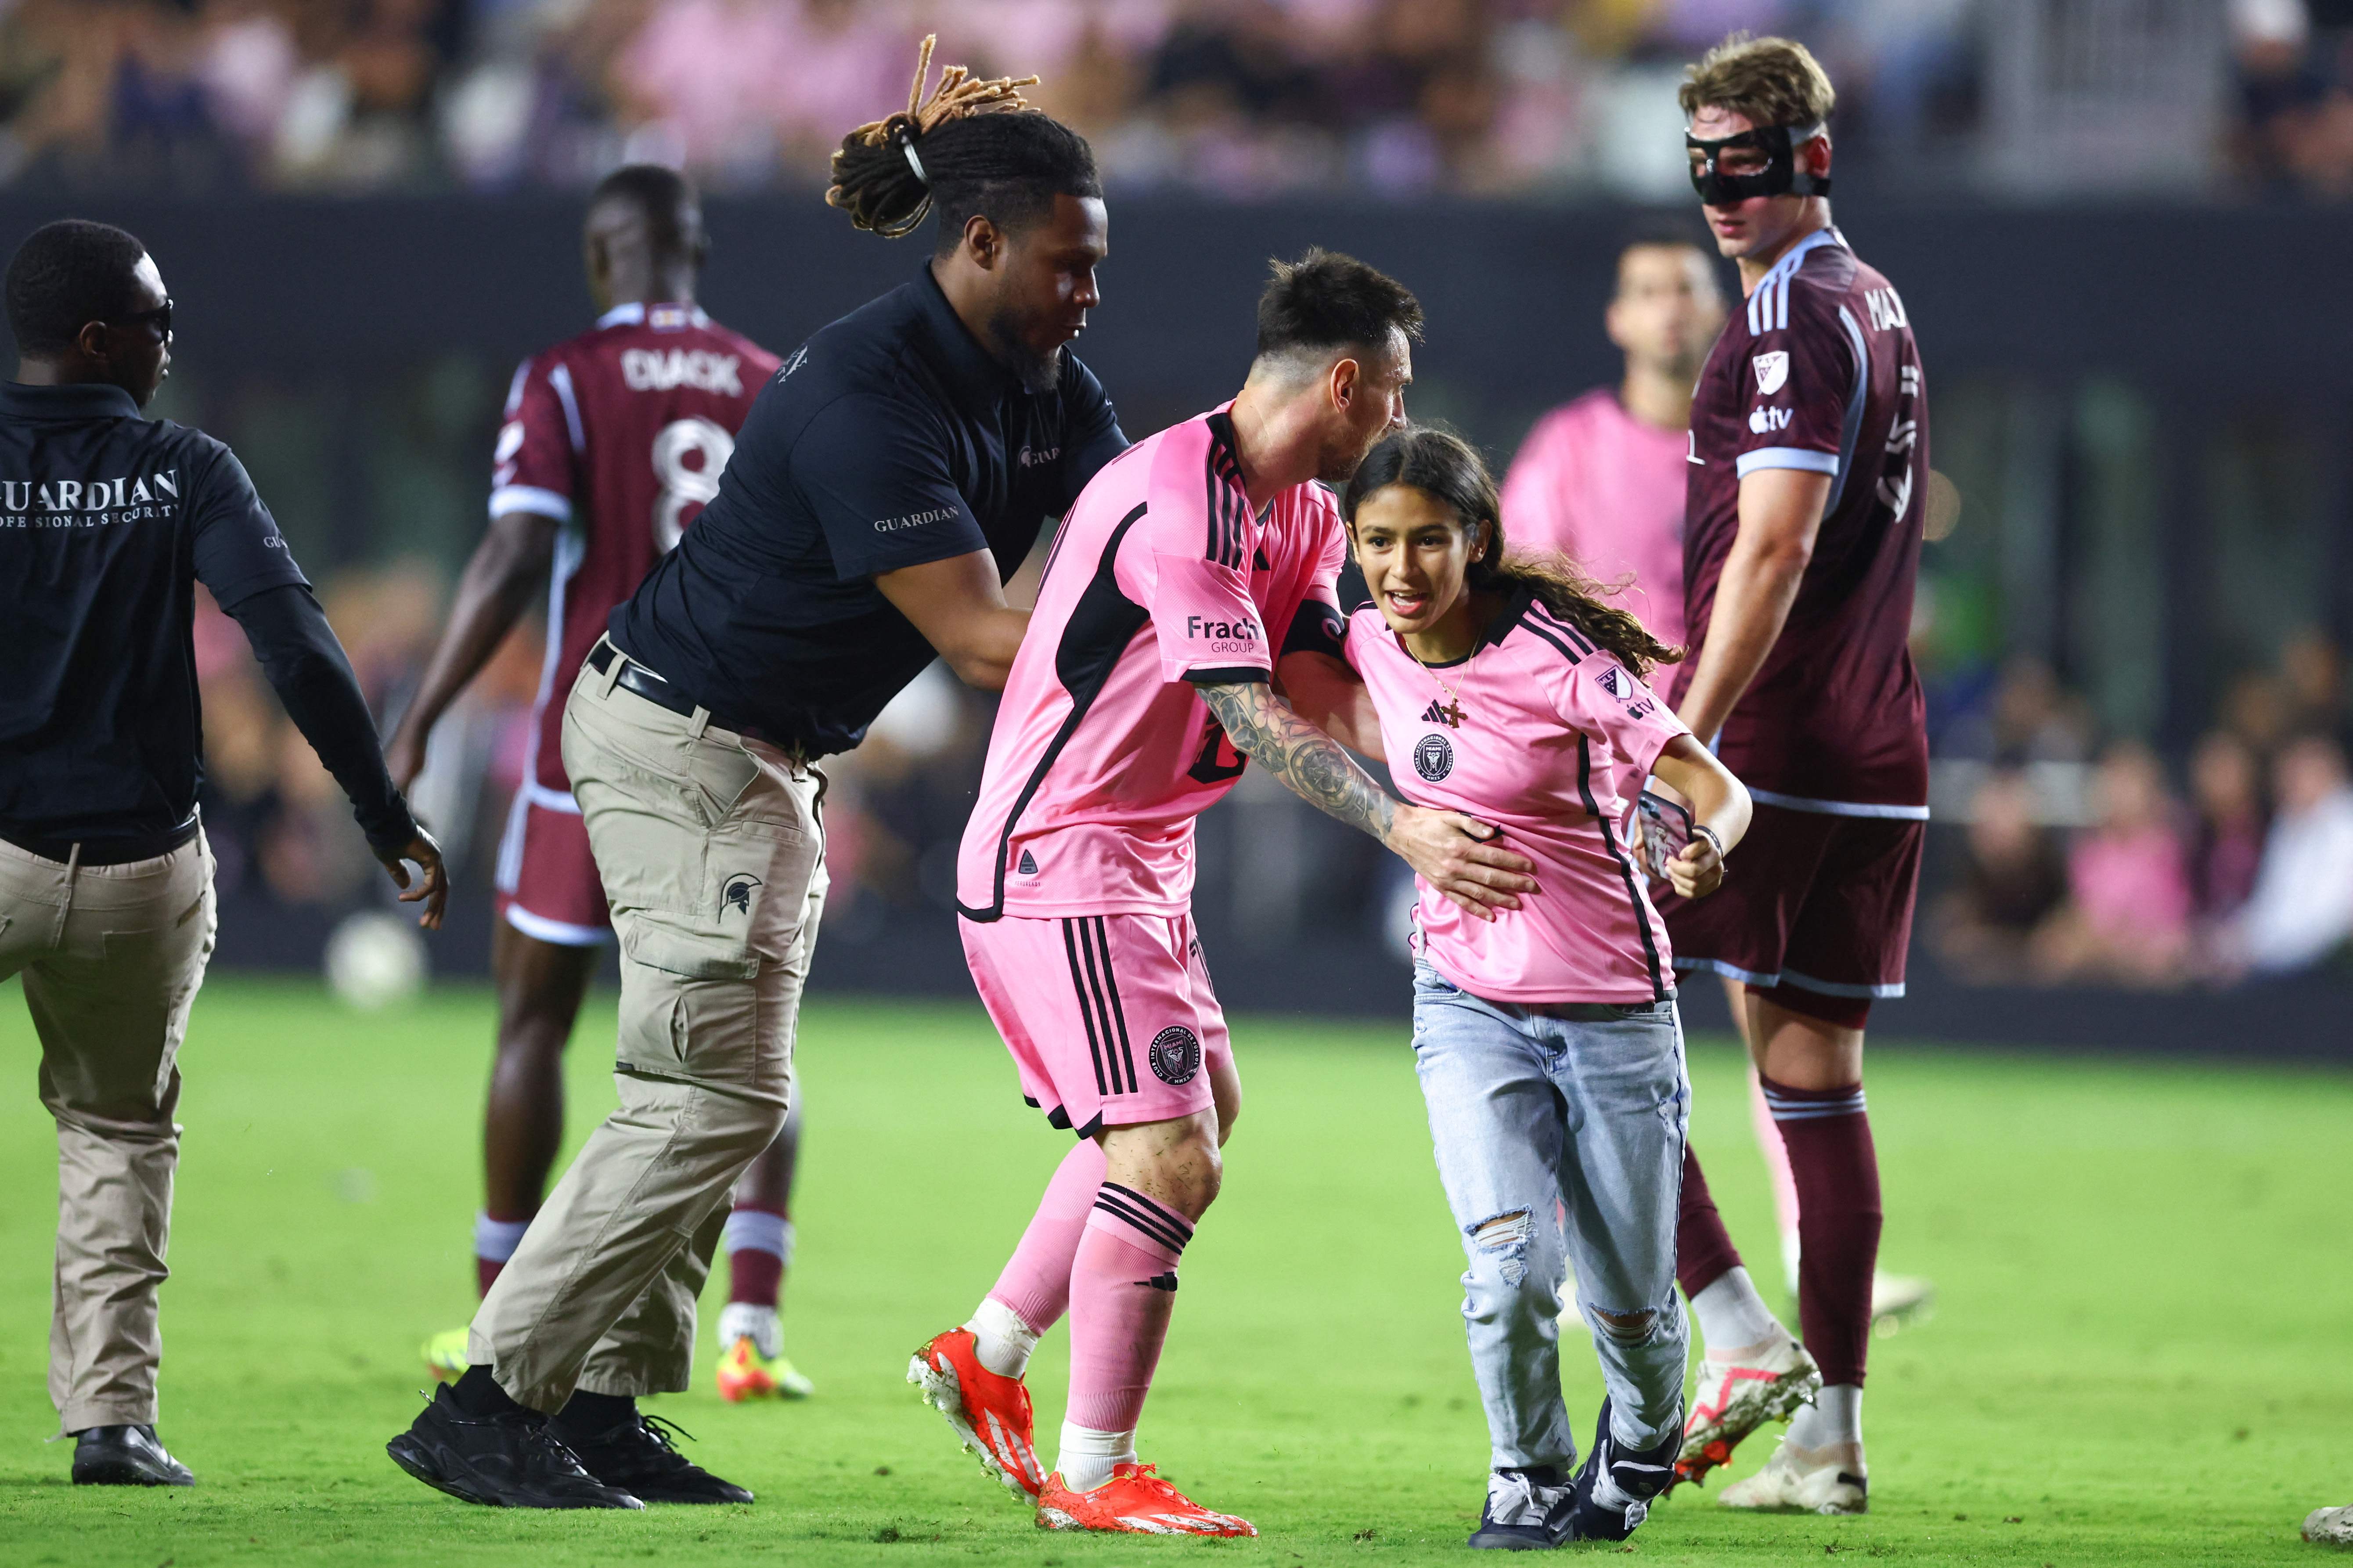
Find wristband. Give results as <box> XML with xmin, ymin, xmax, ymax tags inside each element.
<box><xmin>1692</xmin><ymin>824</ymin><xmax>1725</xmax><ymax>861</ymax></box>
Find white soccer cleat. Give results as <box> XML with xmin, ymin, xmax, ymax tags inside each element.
<box><xmin>1870</xmin><ymin>1272</ymin><xmax>1935</xmax><ymax>1335</ymax></box>
<box><xmin>1674</xmin><ymin>1333</ymin><xmax>1821</xmax><ymax>1488</ymax></box>
<box><xmin>1718</xmin><ymin>1437</ymin><xmax>1868</xmax><ymax>1514</ymax></box>
<box><xmin>2306</xmin><ymin>1506</ymin><xmax>2353</xmax><ymax>1546</ymax></box>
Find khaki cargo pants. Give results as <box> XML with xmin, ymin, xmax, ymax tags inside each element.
<box><xmin>471</xmin><ymin>645</ymin><xmax>826</xmax><ymax>1411</ymax></box>
<box><xmin>0</xmin><ymin>831</ymin><xmax>215</xmax><ymax>1432</ymax></box>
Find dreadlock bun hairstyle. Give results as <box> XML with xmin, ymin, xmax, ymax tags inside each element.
<box><xmin>827</xmin><ymin>35</ymin><xmax>1101</xmax><ymax>253</ymax></box>
<box><xmin>1342</xmin><ymin>427</ymin><xmax>1684</xmax><ymax>678</ymax></box>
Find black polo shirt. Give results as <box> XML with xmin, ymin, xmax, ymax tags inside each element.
<box><xmin>610</xmin><ymin>265</ymin><xmax>1126</xmax><ymax>758</ymax></box>
<box><xmin>0</xmin><ymin>381</ymin><xmax>308</xmax><ymax>851</ymax></box>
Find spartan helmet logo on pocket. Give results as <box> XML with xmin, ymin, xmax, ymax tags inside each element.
<box><xmin>721</xmin><ymin>874</ymin><xmax>762</xmax><ymax>916</ymax></box>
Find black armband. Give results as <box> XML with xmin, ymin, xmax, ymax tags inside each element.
<box><xmin>1279</xmin><ymin>599</ymin><xmax>1347</xmax><ymax>661</ymax></box>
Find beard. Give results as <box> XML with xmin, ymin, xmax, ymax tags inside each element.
<box><xmin>984</xmin><ymin>305</ymin><xmax>1066</xmax><ymax>394</ymax></box>
<box><xmin>1315</xmin><ymin>422</ymin><xmax>1386</xmax><ymax>488</ymax></box>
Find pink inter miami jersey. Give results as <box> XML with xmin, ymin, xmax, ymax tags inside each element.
<box><xmin>1498</xmin><ymin>388</ymin><xmax>1691</xmax><ymax>647</ymax></box>
<box><xmin>956</xmin><ymin>405</ymin><xmax>1345</xmax><ymax>921</ymax></box>
<box><xmin>1344</xmin><ymin>589</ymin><xmax>1690</xmax><ymax>1004</ymax></box>
<box><xmin>493</xmin><ymin>302</ymin><xmax>781</xmax><ymax>801</ymax></box>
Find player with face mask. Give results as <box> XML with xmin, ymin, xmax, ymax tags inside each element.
<box><xmin>1658</xmin><ymin>35</ymin><xmax>1934</xmax><ymax>1514</ymax></box>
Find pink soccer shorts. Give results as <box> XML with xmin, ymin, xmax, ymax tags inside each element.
<box><xmin>960</xmin><ymin>911</ymin><xmax>1232</xmax><ymax>1139</ymax></box>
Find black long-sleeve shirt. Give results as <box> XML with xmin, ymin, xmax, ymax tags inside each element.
<box><xmin>0</xmin><ymin>381</ymin><xmax>417</xmax><ymax>863</ymax></box>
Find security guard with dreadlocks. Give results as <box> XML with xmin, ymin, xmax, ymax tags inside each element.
<box><xmin>387</xmin><ymin>39</ymin><xmax>1124</xmax><ymax>1509</ymax></box>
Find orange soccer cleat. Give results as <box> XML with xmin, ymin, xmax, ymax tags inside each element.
<box><xmin>1034</xmin><ymin>1463</ymin><xmax>1257</xmax><ymax>1536</ymax></box>
<box><xmin>1673</xmin><ymin>1335</ymin><xmax>1822</xmax><ymax>1489</ymax></box>
<box><xmin>907</xmin><ymin>1327</ymin><xmax>1046</xmax><ymax>1500</ymax></box>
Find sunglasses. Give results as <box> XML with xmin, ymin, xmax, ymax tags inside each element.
<box><xmin>111</xmin><ymin>299</ymin><xmax>173</xmax><ymax>338</ymax></box>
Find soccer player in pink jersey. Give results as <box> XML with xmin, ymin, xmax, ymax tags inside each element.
<box><xmin>910</xmin><ymin>252</ymin><xmax>1537</xmax><ymax>1537</ymax></box>
<box><xmin>1659</xmin><ymin>36</ymin><xmax>1935</xmax><ymax>1513</ymax></box>
<box><xmin>1497</xmin><ymin>229</ymin><xmax>1724</xmax><ymax>647</ymax></box>
<box><xmin>1337</xmin><ymin>427</ymin><xmax>1751</xmax><ymax>1547</ymax></box>
<box><xmin>382</xmin><ymin>168</ymin><xmax>814</xmax><ymax>1402</ymax></box>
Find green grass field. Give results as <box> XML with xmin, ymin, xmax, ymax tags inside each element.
<box><xmin>0</xmin><ymin>976</ymin><xmax>2347</xmax><ymax>1565</ymax></box>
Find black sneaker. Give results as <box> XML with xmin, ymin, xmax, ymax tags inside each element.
<box><xmin>386</xmin><ymin>1385</ymin><xmax>643</xmax><ymax>1508</ymax></box>
<box><xmin>558</xmin><ymin>1412</ymin><xmax>752</xmax><ymax>1505</ymax></box>
<box><xmin>72</xmin><ymin>1425</ymin><xmax>194</xmax><ymax>1487</ymax></box>
<box><xmin>1565</xmin><ymin>1398</ymin><xmax>1680</xmax><ymax>1542</ymax></box>
<box><xmin>1466</xmin><ymin>1464</ymin><xmax>1572</xmax><ymax>1549</ymax></box>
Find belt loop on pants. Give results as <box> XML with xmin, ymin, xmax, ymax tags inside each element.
<box><xmin>51</xmin><ymin>840</ymin><xmax>82</xmax><ymax>949</ymax></box>
<box><xmin>594</xmin><ymin>635</ymin><xmax>627</xmax><ymax>698</ymax></box>
<box><xmin>687</xmin><ymin>705</ymin><xmax>712</xmax><ymax>740</ymax></box>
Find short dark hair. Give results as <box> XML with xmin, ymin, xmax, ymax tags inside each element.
<box><xmin>6</xmin><ymin>220</ymin><xmax>150</xmax><ymax>356</ymax></box>
<box><xmin>1617</xmin><ymin>213</ymin><xmax>1713</xmax><ymax>262</ymax></box>
<box><xmin>1254</xmin><ymin>248</ymin><xmax>1423</xmax><ymax>365</ymax></box>
<box><xmin>828</xmin><ymin>41</ymin><xmax>1100</xmax><ymax>252</ymax></box>
<box><xmin>591</xmin><ymin>164</ymin><xmax>698</xmax><ymax>229</ymax></box>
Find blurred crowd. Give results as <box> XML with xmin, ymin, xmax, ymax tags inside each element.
<box><xmin>5</xmin><ymin>0</ymin><xmax>2336</xmax><ymax>200</ymax></box>
<box><xmin>1931</xmin><ymin>631</ymin><xmax>2353</xmax><ymax>989</ymax></box>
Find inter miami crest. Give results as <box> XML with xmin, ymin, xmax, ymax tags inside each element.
<box><xmin>721</xmin><ymin>874</ymin><xmax>762</xmax><ymax>916</ymax></box>
<box><xmin>1149</xmin><ymin>1025</ymin><xmax>1201</xmax><ymax>1086</ymax></box>
<box><xmin>1413</xmin><ymin>732</ymin><xmax>1455</xmax><ymax>782</ymax></box>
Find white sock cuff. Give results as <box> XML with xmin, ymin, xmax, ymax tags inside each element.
<box><xmin>966</xmin><ymin>1297</ymin><xmax>1041</xmax><ymax>1379</ymax></box>
<box><xmin>723</xmin><ymin>1208</ymin><xmax>793</xmax><ymax>1262</ymax></box>
<box><xmin>1056</xmin><ymin>1421</ymin><xmax>1137</xmax><ymax>1492</ymax></box>
<box><xmin>1791</xmin><ymin>1382</ymin><xmax>1863</xmax><ymax>1448</ymax></box>
<box><xmin>1690</xmin><ymin>1266</ymin><xmax>1783</xmax><ymax>1355</ymax></box>
<box><xmin>474</xmin><ymin>1211</ymin><xmax>530</xmax><ymax>1263</ymax></box>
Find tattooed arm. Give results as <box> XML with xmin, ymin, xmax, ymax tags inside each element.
<box><xmin>1196</xmin><ymin>679</ymin><xmax>1535</xmax><ymax>918</ymax></box>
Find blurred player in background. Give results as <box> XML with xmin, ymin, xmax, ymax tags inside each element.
<box><xmin>1660</xmin><ymin>36</ymin><xmax>1933</xmax><ymax>1514</ymax></box>
<box><xmin>913</xmin><ymin>252</ymin><xmax>1534</xmax><ymax>1538</ymax></box>
<box><xmin>388</xmin><ymin>43</ymin><xmax>1126</xmax><ymax>1511</ymax></box>
<box><xmin>1499</xmin><ymin>226</ymin><xmax>1723</xmax><ymax>648</ymax></box>
<box><xmin>1339</xmin><ymin>428</ymin><xmax>1751</xmax><ymax>1548</ymax></box>
<box><xmin>382</xmin><ymin>166</ymin><xmax>814</xmax><ymax>1403</ymax></box>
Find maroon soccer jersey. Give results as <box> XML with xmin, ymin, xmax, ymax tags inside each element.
<box><xmin>1672</xmin><ymin>228</ymin><xmax>1929</xmax><ymax>811</ymax></box>
<box><xmin>491</xmin><ymin>302</ymin><xmax>781</xmax><ymax>797</ymax></box>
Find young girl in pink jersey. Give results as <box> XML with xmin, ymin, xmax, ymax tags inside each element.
<box><xmin>1336</xmin><ymin>429</ymin><xmax>1751</xmax><ymax>1548</ymax></box>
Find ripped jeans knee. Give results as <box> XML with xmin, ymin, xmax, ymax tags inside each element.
<box><xmin>1461</xmin><ymin>1208</ymin><xmax>1562</xmax><ymax>1325</ymax></box>
<box><xmin>1588</xmin><ymin>1305</ymin><xmax>1659</xmax><ymax>1345</ymax></box>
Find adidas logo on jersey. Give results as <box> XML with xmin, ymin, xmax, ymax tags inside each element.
<box><xmin>1016</xmin><ymin>849</ymin><xmax>1040</xmax><ymax>876</ymax></box>
<box><xmin>1420</xmin><ymin>698</ymin><xmax>1466</xmax><ymax>729</ymax></box>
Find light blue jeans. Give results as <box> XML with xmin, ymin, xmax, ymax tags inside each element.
<box><xmin>1411</xmin><ymin>962</ymin><xmax>1691</xmax><ymax>1471</ymax></box>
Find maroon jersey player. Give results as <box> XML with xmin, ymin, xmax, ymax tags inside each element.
<box><xmin>1652</xmin><ymin>37</ymin><xmax>1928</xmax><ymax>1514</ymax></box>
<box><xmin>385</xmin><ymin>167</ymin><xmax>811</xmax><ymax>1401</ymax></box>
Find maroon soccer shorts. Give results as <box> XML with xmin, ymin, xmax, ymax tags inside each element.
<box><xmin>961</xmin><ymin>911</ymin><xmax>1233</xmax><ymax>1140</ymax></box>
<box><xmin>1660</xmin><ymin>802</ymin><xmax>1923</xmax><ymax>1027</ymax></box>
<box><xmin>493</xmin><ymin>789</ymin><xmax>614</xmax><ymax>946</ymax></box>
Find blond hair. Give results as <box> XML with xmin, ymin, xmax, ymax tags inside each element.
<box><xmin>1678</xmin><ymin>33</ymin><xmax>1835</xmax><ymax>129</ymax></box>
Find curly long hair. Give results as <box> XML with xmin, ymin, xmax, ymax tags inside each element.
<box><xmin>1340</xmin><ymin>427</ymin><xmax>1683</xmax><ymax>678</ymax></box>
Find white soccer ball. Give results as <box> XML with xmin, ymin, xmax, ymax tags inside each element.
<box><xmin>324</xmin><ymin>910</ymin><xmax>429</xmax><ymax>1010</ymax></box>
